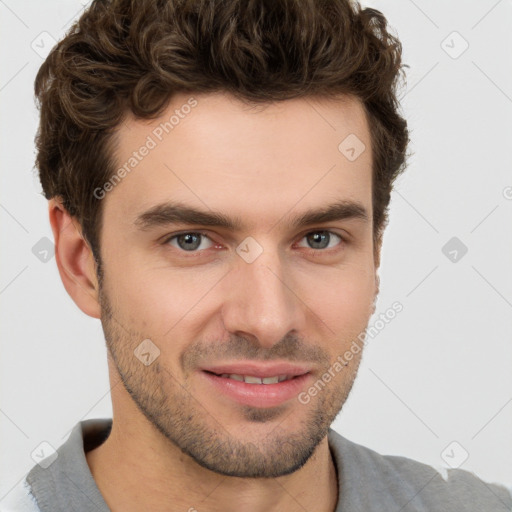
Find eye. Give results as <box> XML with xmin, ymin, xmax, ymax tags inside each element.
<box><xmin>296</xmin><ymin>230</ymin><xmax>344</xmax><ymax>251</ymax></box>
<box><xmin>162</xmin><ymin>229</ymin><xmax>345</xmax><ymax>256</ymax></box>
<box><xmin>164</xmin><ymin>232</ymin><xmax>214</xmax><ymax>252</ymax></box>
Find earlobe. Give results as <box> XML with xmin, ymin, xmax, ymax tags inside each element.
<box><xmin>48</xmin><ymin>198</ymin><xmax>101</xmax><ymax>319</ymax></box>
<box><xmin>371</xmin><ymin>274</ymin><xmax>380</xmax><ymax>315</ymax></box>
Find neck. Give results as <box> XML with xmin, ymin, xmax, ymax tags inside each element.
<box><xmin>86</xmin><ymin>409</ymin><xmax>338</xmax><ymax>512</ymax></box>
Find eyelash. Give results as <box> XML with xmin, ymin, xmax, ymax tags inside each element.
<box><xmin>161</xmin><ymin>230</ymin><xmax>346</xmax><ymax>257</ymax></box>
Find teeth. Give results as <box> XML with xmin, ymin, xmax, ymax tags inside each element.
<box><xmin>219</xmin><ymin>373</ymin><xmax>290</xmax><ymax>384</ymax></box>
<box><xmin>244</xmin><ymin>375</ymin><xmax>262</xmax><ymax>384</ymax></box>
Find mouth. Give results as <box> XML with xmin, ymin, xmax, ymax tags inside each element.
<box><xmin>206</xmin><ymin>372</ymin><xmax>296</xmax><ymax>384</ymax></box>
<box><xmin>199</xmin><ymin>362</ymin><xmax>312</xmax><ymax>408</ymax></box>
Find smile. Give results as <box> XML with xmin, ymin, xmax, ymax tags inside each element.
<box><xmin>200</xmin><ymin>367</ymin><xmax>312</xmax><ymax>408</ymax></box>
<box><xmin>216</xmin><ymin>374</ymin><xmax>293</xmax><ymax>384</ymax></box>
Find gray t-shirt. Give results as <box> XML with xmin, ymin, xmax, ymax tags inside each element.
<box><xmin>2</xmin><ymin>418</ymin><xmax>511</xmax><ymax>511</ymax></box>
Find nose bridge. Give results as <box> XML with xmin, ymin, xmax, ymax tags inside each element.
<box><xmin>221</xmin><ymin>247</ymin><xmax>304</xmax><ymax>347</ymax></box>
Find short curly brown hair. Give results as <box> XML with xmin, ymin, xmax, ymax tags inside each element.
<box><xmin>35</xmin><ymin>0</ymin><xmax>409</xmax><ymax>266</ymax></box>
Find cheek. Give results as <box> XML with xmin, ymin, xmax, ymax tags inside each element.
<box><xmin>301</xmin><ymin>262</ymin><xmax>375</xmax><ymax>334</ymax></box>
<box><xmin>102</xmin><ymin>249</ymin><xmax>224</xmax><ymax>336</ymax></box>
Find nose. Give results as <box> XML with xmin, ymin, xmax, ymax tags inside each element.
<box><xmin>220</xmin><ymin>248</ymin><xmax>307</xmax><ymax>349</ymax></box>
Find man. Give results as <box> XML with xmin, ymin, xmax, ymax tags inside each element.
<box><xmin>3</xmin><ymin>0</ymin><xmax>511</xmax><ymax>510</ymax></box>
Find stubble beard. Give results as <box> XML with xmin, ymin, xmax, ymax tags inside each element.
<box><xmin>98</xmin><ymin>284</ymin><xmax>362</xmax><ymax>478</ymax></box>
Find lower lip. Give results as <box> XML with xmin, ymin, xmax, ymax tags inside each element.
<box><xmin>200</xmin><ymin>371</ymin><xmax>311</xmax><ymax>408</ymax></box>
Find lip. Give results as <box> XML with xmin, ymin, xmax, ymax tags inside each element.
<box><xmin>199</xmin><ymin>362</ymin><xmax>312</xmax><ymax>408</ymax></box>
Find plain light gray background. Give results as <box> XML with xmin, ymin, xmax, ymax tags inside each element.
<box><xmin>1</xmin><ymin>0</ymin><xmax>511</xmax><ymax>501</ymax></box>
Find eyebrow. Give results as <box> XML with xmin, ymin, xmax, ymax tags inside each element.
<box><xmin>134</xmin><ymin>200</ymin><xmax>369</xmax><ymax>232</ymax></box>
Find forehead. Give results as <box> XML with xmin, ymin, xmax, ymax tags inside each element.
<box><xmin>105</xmin><ymin>92</ymin><xmax>372</xmax><ymax>230</ymax></box>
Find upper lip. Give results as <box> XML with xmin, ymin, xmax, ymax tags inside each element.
<box><xmin>201</xmin><ymin>362</ymin><xmax>312</xmax><ymax>378</ymax></box>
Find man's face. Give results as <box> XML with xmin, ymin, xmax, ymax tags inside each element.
<box><xmin>97</xmin><ymin>92</ymin><xmax>377</xmax><ymax>477</ymax></box>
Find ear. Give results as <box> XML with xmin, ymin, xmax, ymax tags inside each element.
<box><xmin>48</xmin><ymin>197</ymin><xmax>101</xmax><ymax>319</ymax></box>
<box><xmin>371</xmin><ymin>234</ymin><xmax>383</xmax><ymax>315</ymax></box>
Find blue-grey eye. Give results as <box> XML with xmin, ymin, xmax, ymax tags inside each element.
<box><xmin>168</xmin><ymin>233</ymin><xmax>213</xmax><ymax>252</ymax></box>
<box><xmin>298</xmin><ymin>231</ymin><xmax>342</xmax><ymax>250</ymax></box>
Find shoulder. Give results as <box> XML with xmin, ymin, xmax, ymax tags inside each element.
<box><xmin>0</xmin><ymin>477</ymin><xmax>41</xmax><ymax>512</ymax></box>
<box><xmin>328</xmin><ymin>428</ymin><xmax>512</xmax><ymax>511</ymax></box>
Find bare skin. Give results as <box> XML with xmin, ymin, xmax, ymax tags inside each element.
<box><xmin>49</xmin><ymin>91</ymin><xmax>379</xmax><ymax>512</ymax></box>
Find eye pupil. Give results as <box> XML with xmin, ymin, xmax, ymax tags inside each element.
<box><xmin>178</xmin><ymin>233</ymin><xmax>201</xmax><ymax>251</ymax></box>
<box><xmin>307</xmin><ymin>231</ymin><xmax>330</xmax><ymax>249</ymax></box>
